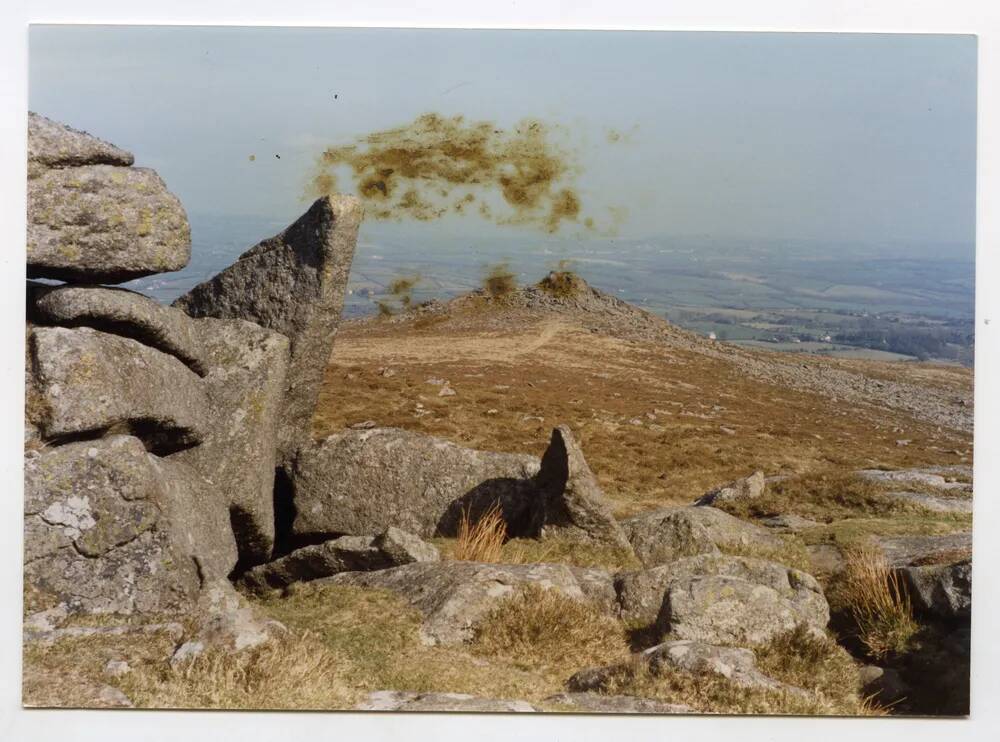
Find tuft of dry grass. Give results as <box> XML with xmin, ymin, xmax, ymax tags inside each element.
<box><xmin>120</xmin><ymin>632</ymin><xmax>356</xmax><ymax>710</ymax></box>
<box><xmin>483</xmin><ymin>263</ymin><xmax>517</xmax><ymax>299</ymax></box>
<box><xmin>472</xmin><ymin>584</ymin><xmax>628</xmax><ymax>671</ymax></box>
<box><xmin>433</xmin><ymin>533</ymin><xmax>640</xmax><ymax>571</ymax></box>
<box><xmin>840</xmin><ymin>543</ymin><xmax>918</xmax><ymax>659</ymax></box>
<box><xmin>453</xmin><ymin>501</ymin><xmax>507</xmax><ymax>562</ymax></box>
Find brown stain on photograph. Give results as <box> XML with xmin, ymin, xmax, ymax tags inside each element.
<box><xmin>307</xmin><ymin>113</ymin><xmax>598</xmax><ymax>234</ymax></box>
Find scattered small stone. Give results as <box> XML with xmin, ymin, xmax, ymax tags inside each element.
<box><xmin>719</xmin><ymin>426</ymin><xmax>736</xmax><ymax>436</ymax></box>
<box><xmin>486</xmin><ymin>408</ymin><xmax>499</xmax><ymax>415</ymax></box>
<box><xmin>426</xmin><ymin>377</ymin><xmax>447</xmax><ymax>386</ymax></box>
<box><xmin>438</xmin><ymin>385</ymin><xmax>456</xmax><ymax>397</ymax></box>
<box><xmin>170</xmin><ymin>641</ymin><xmax>205</xmax><ymax>667</ymax></box>
<box><xmin>350</xmin><ymin>420</ymin><xmax>378</xmax><ymax>429</ymax></box>
<box><xmin>378</xmin><ymin>366</ymin><xmax>396</xmax><ymax>377</ymax></box>
<box><xmin>104</xmin><ymin>660</ymin><xmax>131</xmax><ymax>678</ymax></box>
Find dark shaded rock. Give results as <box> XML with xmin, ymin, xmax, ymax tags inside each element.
<box><xmin>694</xmin><ymin>470</ymin><xmax>765</xmax><ymax>507</ymax></box>
<box><xmin>544</xmin><ymin>692</ymin><xmax>691</xmax><ymax>714</ymax></box>
<box><xmin>174</xmin><ymin>195</ymin><xmax>361</xmax><ymax>461</ymax></box>
<box><xmin>239</xmin><ymin>528</ymin><xmax>439</xmax><ymax>593</ymax></box>
<box><xmin>31</xmin><ymin>285</ymin><xmax>208</xmax><ymax>375</ymax></box>
<box><xmin>27</xmin><ymin>165</ymin><xmax>190</xmax><ymax>283</ymax></box>
<box><xmin>29</xmin><ymin>326</ymin><xmax>208</xmax><ymax>452</ymax></box>
<box><xmin>529</xmin><ymin>426</ymin><xmax>632</xmax><ymax>550</ymax></box>
<box><xmin>289</xmin><ymin>427</ymin><xmax>540</xmax><ymax>539</ymax></box>
<box><xmin>23</xmin><ymin>436</ymin><xmax>236</xmax><ymax>615</ymax></box>
<box><xmin>357</xmin><ymin>690</ymin><xmax>536</xmax><ymax>712</ymax></box>
<box><xmin>858</xmin><ymin>664</ymin><xmax>910</xmax><ymax>704</ymax></box>
<box><xmin>621</xmin><ymin>506</ymin><xmax>785</xmax><ymax>568</ymax></box>
<box><xmin>615</xmin><ymin>554</ymin><xmax>828</xmax><ymax>644</ymax></box>
<box><xmin>319</xmin><ymin>561</ymin><xmax>615</xmax><ymax>645</ymax></box>
<box><xmin>898</xmin><ymin>560</ymin><xmax>971</xmax><ymax>619</ymax></box>
<box><xmin>173</xmin><ymin>318</ymin><xmax>289</xmax><ymax>565</ymax></box>
<box><xmin>28</xmin><ymin>111</ymin><xmax>134</xmax><ymax>172</ymax></box>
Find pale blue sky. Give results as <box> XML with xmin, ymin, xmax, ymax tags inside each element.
<box><xmin>29</xmin><ymin>26</ymin><xmax>976</xmax><ymax>247</ymax></box>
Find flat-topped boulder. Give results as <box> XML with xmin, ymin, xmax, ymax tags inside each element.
<box><xmin>315</xmin><ymin>561</ymin><xmax>616</xmax><ymax>645</ymax></box>
<box><xmin>876</xmin><ymin>532</ymin><xmax>972</xmax><ymax>568</ymax></box>
<box><xmin>27</xmin><ymin>165</ymin><xmax>191</xmax><ymax>283</ymax></box>
<box><xmin>28</xmin><ymin>326</ymin><xmax>209</xmax><ymax>452</ymax></box>
<box><xmin>31</xmin><ymin>285</ymin><xmax>208</xmax><ymax>375</ymax></box>
<box><xmin>621</xmin><ymin>505</ymin><xmax>786</xmax><ymax>567</ymax></box>
<box><xmin>28</xmin><ymin>111</ymin><xmax>134</xmax><ymax>172</ymax></box>
<box><xmin>694</xmin><ymin>470</ymin><xmax>765</xmax><ymax>507</ymax></box>
<box><xmin>289</xmin><ymin>427</ymin><xmax>540</xmax><ymax>539</ymax></box>
<box><xmin>615</xmin><ymin>554</ymin><xmax>828</xmax><ymax>645</ymax></box>
<box><xmin>174</xmin><ymin>195</ymin><xmax>361</xmax><ymax>461</ymax></box>
<box><xmin>24</xmin><ymin>435</ymin><xmax>236</xmax><ymax>615</ymax></box>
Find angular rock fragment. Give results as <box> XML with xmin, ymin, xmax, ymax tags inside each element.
<box><xmin>529</xmin><ymin>425</ymin><xmax>632</xmax><ymax>551</ymax></box>
<box><xmin>23</xmin><ymin>436</ymin><xmax>236</xmax><ymax>615</ymax></box>
<box><xmin>174</xmin><ymin>195</ymin><xmax>361</xmax><ymax>460</ymax></box>
<box><xmin>173</xmin><ymin>318</ymin><xmax>289</xmax><ymax>565</ymax></box>
<box><xmin>29</xmin><ymin>326</ymin><xmax>208</xmax><ymax>452</ymax></box>
<box><xmin>289</xmin><ymin>427</ymin><xmax>540</xmax><ymax>539</ymax></box>
<box><xmin>27</xmin><ymin>165</ymin><xmax>191</xmax><ymax>283</ymax></box>
<box><xmin>239</xmin><ymin>527</ymin><xmax>439</xmax><ymax>594</ymax></box>
<box><xmin>615</xmin><ymin>554</ymin><xmax>829</xmax><ymax>644</ymax></box>
<box><xmin>694</xmin><ymin>470</ymin><xmax>765</xmax><ymax>507</ymax></box>
<box><xmin>318</xmin><ymin>561</ymin><xmax>616</xmax><ymax>645</ymax></box>
<box><xmin>28</xmin><ymin>111</ymin><xmax>134</xmax><ymax>172</ymax></box>
<box><xmin>31</xmin><ymin>285</ymin><xmax>208</xmax><ymax>374</ymax></box>
<box><xmin>621</xmin><ymin>506</ymin><xmax>786</xmax><ymax>568</ymax></box>
<box><xmin>357</xmin><ymin>690</ymin><xmax>536</xmax><ymax>713</ymax></box>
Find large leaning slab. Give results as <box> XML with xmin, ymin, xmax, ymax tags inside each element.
<box><xmin>289</xmin><ymin>427</ymin><xmax>541</xmax><ymax>539</ymax></box>
<box><xmin>27</xmin><ymin>165</ymin><xmax>191</xmax><ymax>283</ymax></box>
<box><xmin>28</xmin><ymin>326</ymin><xmax>209</xmax><ymax>452</ymax></box>
<box><xmin>318</xmin><ymin>561</ymin><xmax>616</xmax><ymax>645</ymax></box>
<box><xmin>24</xmin><ymin>436</ymin><xmax>236</xmax><ymax>615</ymax></box>
<box><xmin>174</xmin><ymin>195</ymin><xmax>361</xmax><ymax>461</ymax></box>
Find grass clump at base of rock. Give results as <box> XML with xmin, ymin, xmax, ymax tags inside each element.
<box><xmin>452</xmin><ymin>502</ymin><xmax>506</xmax><ymax>562</ymax></box>
<box><xmin>471</xmin><ymin>584</ymin><xmax>629</xmax><ymax>672</ymax></box>
<box><xmin>836</xmin><ymin>544</ymin><xmax>919</xmax><ymax>660</ymax></box>
<box><xmin>587</xmin><ymin>626</ymin><xmax>879</xmax><ymax>716</ymax></box>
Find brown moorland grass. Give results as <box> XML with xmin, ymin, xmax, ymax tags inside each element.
<box><xmin>471</xmin><ymin>584</ymin><xmax>629</xmax><ymax>671</ymax></box>
<box><xmin>315</xmin><ymin>312</ymin><xmax>970</xmax><ymax>520</ymax></box>
<box><xmin>434</xmin><ymin>532</ymin><xmax>641</xmax><ymax>571</ymax></box>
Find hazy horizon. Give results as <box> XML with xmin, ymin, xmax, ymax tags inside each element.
<box><xmin>29</xmin><ymin>26</ymin><xmax>977</xmax><ymax>254</ymax></box>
